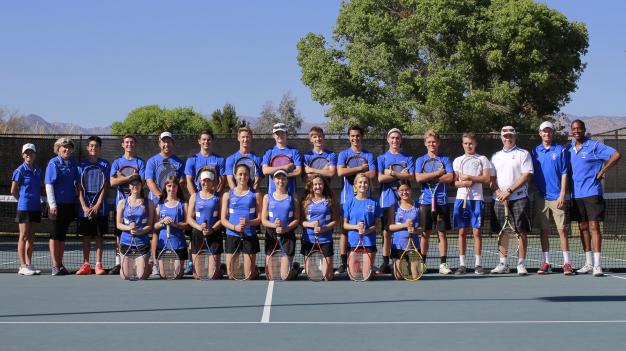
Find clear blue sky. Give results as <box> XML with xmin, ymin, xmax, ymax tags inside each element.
<box><xmin>1</xmin><ymin>0</ymin><xmax>624</xmax><ymax>128</ymax></box>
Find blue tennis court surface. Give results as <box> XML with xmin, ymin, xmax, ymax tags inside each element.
<box><xmin>1</xmin><ymin>273</ymin><xmax>625</xmax><ymax>350</ymax></box>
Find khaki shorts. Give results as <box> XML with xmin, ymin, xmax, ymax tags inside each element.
<box><xmin>535</xmin><ymin>197</ymin><xmax>566</xmax><ymax>230</ymax></box>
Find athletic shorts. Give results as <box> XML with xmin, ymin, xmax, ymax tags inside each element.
<box><xmin>78</xmin><ymin>216</ymin><xmax>108</xmax><ymax>236</ymax></box>
<box><xmin>452</xmin><ymin>199</ymin><xmax>484</xmax><ymax>229</ymax></box>
<box><xmin>391</xmin><ymin>248</ymin><xmax>420</xmax><ymax>259</ymax></box>
<box><xmin>50</xmin><ymin>203</ymin><xmax>76</xmax><ymax>241</ymax></box>
<box><xmin>420</xmin><ymin>203</ymin><xmax>452</xmax><ymax>232</ymax></box>
<box><xmin>264</xmin><ymin>229</ymin><xmax>296</xmax><ymax>256</ymax></box>
<box><xmin>191</xmin><ymin>229</ymin><xmax>224</xmax><ymax>255</ymax></box>
<box><xmin>300</xmin><ymin>240</ymin><xmax>334</xmax><ymax>258</ymax></box>
<box><xmin>120</xmin><ymin>243</ymin><xmax>150</xmax><ymax>256</ymax></box>
<box><xmin>492</xmin><ymin>197</ymin><xmax>531</xmax><ymax>234</ymax></box>
<box><xmin>535</xmin><ymin>197</ymin><xmax>567</xmax><ymax>230</ymax></box>
<box><xmin>224</xmin><ymin>234</ymin><xmax>260</xmax><ymax>254</ymax></box>
<box><xmin>347</xmin><ymin>245</ymin><xmax>377</xmax><ymax>253</ymax></box>
<box><xmin>16</xmin><ymin>211</ymin><xmax>41</xmax><ymax>224</ymax></box>
<box><xmin>570</xmin><ymin>195</ymin><xmax>605</xmax><ymax>222</ymax></box>
<box><xmin>381</xmin><ymin>208</ymin><xmax>391</xmax><ymax>231</ymax></box>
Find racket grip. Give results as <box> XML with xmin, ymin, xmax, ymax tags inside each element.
<box><xmin>166</xmin><ymin>223</ymin><xmax>170</xmax><ymax>237</ymax></box>
<box><xmin>463</xmin><ymin>197</ymin><xmax>467</xmax><ymax>209</ymax></box>
<box><xmin>431</xmin><ymin>197</ymin><xmax>435</xmax><ymax>212</ymax></box>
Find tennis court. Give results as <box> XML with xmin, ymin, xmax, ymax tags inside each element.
<box><xmin>1</xmin><ymin>272</ymin><xmax>625</xmax><ymax>350</ymax></box>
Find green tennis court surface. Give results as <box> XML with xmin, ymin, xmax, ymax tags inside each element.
<box><xmin>1</xmin><ymin>273</ymin><xmax>625</xmax><ymax>350</ymax></box>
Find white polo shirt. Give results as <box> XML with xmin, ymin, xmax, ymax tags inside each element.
<box><xmin>490</xmin><ymin>146</ymin><xmax>533</xmax><ymax>201</ymax></box>
<box><xmin>452</xmin><ymin>153</ymin><xmax>492</xmax><ymax>201</ymax></box>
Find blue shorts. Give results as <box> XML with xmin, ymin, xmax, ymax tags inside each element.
<box><xmin>453</xmin><ymin>199</ymin><xmax>484</xmax><ymax>229</ymax></box>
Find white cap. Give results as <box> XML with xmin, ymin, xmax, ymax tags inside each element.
<box><xmin>22</xmin><ymin>143</ymin><xmax>36</xmax><ymax>153</ymax></box>
<box><xmin>159</xmin><ymin>131</ymin><xmax>174</xmax><ymax>141</ymax></box>
<box><xmin>272</xmin><ymin>123</ymin><xmax>288</xmax><ymax>134</ymax></box>
<box><xmin>387</xmin><ymin>128</ymin><xmax>402</xmax><ymax>138</ymax></box>
<box><xmin>539</xmin><ymin>121</ymin><xmax>555</xmax><ymax>131</ymax></box>
<box><xmin>500</xmin><ymin>126</ymin><xmax>517</xmax><ymax>136</ymax></box>
<box><xmin>273</xmin><ymin>169</ymin><xmax>288</xmax><ymax>177</ymax></box>
<box><xmin>200</xmin><ymin>170</ymin><xmax>215</xmax><ymax>181</ymax></box>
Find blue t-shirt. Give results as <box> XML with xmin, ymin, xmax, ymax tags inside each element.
<box><xmin>226</xmin><ymin>189</ymin><xmax>258</xmax><ymax>237</ymax></box>
<box><xmin>377</xmin><ymin>150</ymin><xmax>414</xmax><ymax>208</ymax></box>
<box><xmin>120</xmin><ymin>199</ymin><xmax>151</xmax><ymax>247</ymax></box>
<box><xmin>110</xmin><ymin>156</ymin><xmax>146</xmax><ymax>202</ymax></box>
<box><xmin>343</xmin><ymin>197</ymin><xmax>381</xmax><ymax>247</ymax></box>
<box><xmin>145</xmin><ymin>154</ymin><xmax>185</xmax><ymax>203</ymax></box>
<box><xmin>303</xmin><ymin>149</ymin><xmax>337</xmax><ymax>168</ymax></box>
<box><xmin>184</xmin><ymin>152</ymin><xmax>225</xmax><ymax>191</ymax></box>
<box><xmin>532</xmin><ymin>144</ymin><xmax>568</xmax><ymax>201</ymax></box>
<box><xmin>391</xmin><ymin>202</ymin><xmax>420</xmax><ymax>250</ymax></box>
<box><xmin>302</xmin><ymin>198</ymin><xmax>333</xmax><ymax>244</ymax></box>
<box><xmin>337</xmin><ymin>148</ymin><xmax>376</xmax><ymax>204</ymax></box>
<box><xmin>414</xmin><ymin>154</ymin><xmax>453</xmax><ymax>206</ymax></box>
<box><xmin>566</xmin><ymin>139</ymin><xmax>617</xmax><ymax>199</ymax></box>
<box><xmin>45</xmin><ymin>156</ymin><xmax>79</xmax><ymax>205</ymax></box>
<box><xmin>12</xmin><ymin>163</ymin><xmax>42</xmax><ymax>211</ymax></box>
<box><xmin>157</xmin><ymin>201</ymin><xmax>186</xmax><ymax>250</ymax></box>
<box><xmin>78</xmin><ymin>158</ymin><xmax>111</xmax><ymax>217</ymax></box>
<box><xmin>193</xmin><ymin>193</ymin><xmax>220</xmax><ymax>228</ymax></box>
<box><xmin>262</xmin><ymin>146</ymin><xmax>302</xmax><ymax>195</ymax></box>
<box><xmin>225</xmin><ymin>151</ymin><xmax>263</xmax><ymax>178</ymax></box>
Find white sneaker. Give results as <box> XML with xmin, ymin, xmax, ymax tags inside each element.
<box><xmin>151</xmin><ymin>263</ymin><xmax>159</xmax><ymax>276</ymax></box>
<box><xmin>28</xmin><ymin>265</ymin><xmax>41</xmax><ymax>275</ymax></box>
<box><xmin>439</xmin><ymin>262</ymin><xmax>452</xmax><ymax>275</ymax></box>
<box><xmin>18</xmin><ymin>266</ymin><xmax>35</xmax><ymax>276</ymax></box>
<box><xmin>593</xmin><ymin>266</ymin><xmax>604</xmax><ymax>277</ymax></box>
<box><xmin>516</xmin><ymin>264</ymin><xmax>528</xmax><ymax>276</ymax></box>
<box><xmin>577</xmin><ymin>264</ymin><xmax>593</xmax><ymax>274</ymax></box>
<box><xmin>490</xmin><ymin>263</ymin><xmax>510</xmax><ymax>274</ymax></box>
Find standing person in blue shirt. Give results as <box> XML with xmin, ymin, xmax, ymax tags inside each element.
<box><xmin>377</xmin><ymin>128</ymin><xmax>414</xmax><ymax>274</ymax></box>
<box><xmin>303</xmin><ymin>126</ymin><xmax>337</xmax><ymax>180</ymax></box>
<box><xmin>45</xmin><ymin>137</ymin><xmax>80</xmax><ymax>276</ymax></box>
<box><xmin>76</xmin><ymin>136</ymin><xmax>111</xmax><ymax>276</ymax></box>
<box><xmin>387</xmin><ymin>180</ymin><xmax>420</xmax><ymax>280</ymax></box>
<box><xmin>11</xmin><ymin>143</ymin><xmax>43</xmax><ymax>276</ymax></box>
<box><xmin>343</xmin><ymin>173</ymin><xmax>381</xmax><ymax>280</ymax></box>
<box><xmin>531</xmin><ymin>121</ymin><xmax>574</xmax><ymax>276</ymax></box>
<box><xmin>225</xmin><ymin>127</ymin><xmax>263</xmax><ymax>190</ymax></box>
<box><xmin>185</xmin><ymin>130</ymin><xmax>226</xmax><ymax>195</ymax></box>
<box><xmin>567</xmin><ymin>119</ymin><xmax>621</xmax><ymax>277</ymax></box>
<box><xmin>336</xmin><ymin>125</ymin><xmax>377</xmax><ymax>274</ymax></box>
<box><xmin>109</xmin><ymin>134</ymin><xmax>146</xmax><ymax>275</ymax></box>
<box><xmin>415</xmin><ymin>129</ymin><xmax>454</xmax><ymax>275</ymax></box>
<box><xmin>262</xmin><ymin>123</ymin><xmax>302</xmax><ymax>195</ymax></box>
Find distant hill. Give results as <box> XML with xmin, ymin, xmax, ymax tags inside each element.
<box><xmin>17</xmin><ymin>114</ymin><xmax>112</xmax><ymax>135</ymax></box>
<box><xmin>562</xmin><ymin>114</ymin><xmax>626</xmax><ymax>134</ymax></box>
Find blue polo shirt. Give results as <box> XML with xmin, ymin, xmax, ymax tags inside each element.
<box><xmin>184</xmin><ymin>152</ymin><xmax>225</xmax><ymax>191</ymax></box>
<box><xmin>414</xmin><ymin>154</ymin><xmax>453</xmax><ymax>206</ymax></box>
<box><xmin>337</xmin><ymin>148</ymin><xmax>376</xmax><ymax>205</ymax></box>
<box><xmin>566</xmin><ymin>139</ymin><xmax>616</xmax><ymax>199</ymax></box>
<box><xmin>45</xmin><ymin>156</ymin><xmax>79</xmax><ymax>204</ymax></box>
<box><xmin>531</xmin><ymin>144</ymin><xmax>568</xmax><ymax>201</ymax></box>
<box><xmin>12</xmin><ymin>163</ymin><xmax>42</xmax><ymax>211</ymax></box>
<box><xmin>377</xmin><ymin>150</ymin><xmax>414</xmax><ymax>208</ymax></box>
<box><xmin>261</xmin><ymin>146</ymin><xmax>302</xmax><ymax>195</ymax></box>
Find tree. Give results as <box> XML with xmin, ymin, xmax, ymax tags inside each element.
<box><xmin>254</xmin><ymin>93</ymin><xmax>304</xmax><ymax>134</ymax></box>
<box><xmin>111</xmin><ymin>105</ymin><xmax>212</xmax><ymax>135</ymax></box>
<box><xmin>296</xmin><ymin>0</ymin><xmax>588</xmax><ymax>134</ymax></box>
<box><xmin>0</xmin><ymin>106</ymin><xmax>29</xmax><ymax>134</ymax></box>
<box><xmin>210</xmin><ymin>103</ymin><xmax>248</xmax><ymax>136</ymax></box>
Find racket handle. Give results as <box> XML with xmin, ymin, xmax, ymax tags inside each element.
<box><xmin>431</xmin><ymin>197</ymin><xmax>435</xmax><ymax>212</ymax></box>
<box><xmin>463</xmin><ymin>194</ymin><xmax>468</xmax><ymax>209</ymax></box>
<box><xmin>166</xmin><ymin>223</ymin><xmax>170</xmax><ymax>237</ymax></box>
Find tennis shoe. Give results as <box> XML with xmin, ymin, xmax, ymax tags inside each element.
<box><xmin>58</xmin><ymin>266</ymin><xmax>70</xmax><ymax>276</ymax></box>
<box><xmin>95</xmin><ymin>263</ymin><xmax>106</xmax><ymax>275</ymax></box>
<box><xmin>562</xmin><ymin>263</ymin><xmax>574</xmax><ymax>276</ymax></box>
<box><xmin>490</xmin><ymin>263</ymin><xmax>510</xmax><ymax>274</ymax></box>
<box><xmin>455</xmin><ymin>265</ymin><xmax>467</xmax><ymax>275</ymax></box>
<box><xmin>593</xmin><ymin>266</ymin><xmax>604</xmax><ymax>277</ymax></box>
<box><xmin>151</xmin><ymin>263</ymin><xmax>159</xmax><ymax>276</ymax></box>
<box><xmin>335</xmin><ymin>264</ymin><xmax>346</xmax><ymax>275</ymax></box>
<box><xmin>516</xmin><ymin>264</ymin><xmax>528</xmax><ymax>276</ymax></box>
<box><xmin>18</xmin><ymin>266</ymin><xmax>35</xmax><ymax>276</ymax></box>
<box><xmin>537</xmin><ymin>262</ymin><xmax>551</xmax><ymax>275</ymax></box>
<box><xmin>379</xmin><ymin>262</ymin><xmax>391</xmax><ymax>274</ymax></box>
<box><xmin>108</xmin><ymin>264</ymin><xmax>121</xmax><ymax>275</ymax></box>
<box><xmin>439</xmin><ymin>263</ymin><xmax>452</xmax><ymax>275</ymax></box>
<box><xmin>474</xmin><ymin>266</ymin><xmax>485</xmax><ymax>275</ymax></box>
<box><xmin>184</xmin><ymin>261</ymin><xmax>193</xmax><ymax>275</ymax></box>
<box><xmin>51</xmin><ymin>266</ymin><xmax>60</xmax><ymax>276</ymax></box>
<box><xmin>76</xmin><ymin>263</ymin><xmax>92</xmax><ymax>275</ymax></box>
<box><xmin>577</xmin><ymin>264</ymin><xmax>593</xmax><ymax>274</ymax></box>
<box><xmin>28</xmin><ymin>265</ymin><xmax>41</xmax><ymax>275</ymax></box>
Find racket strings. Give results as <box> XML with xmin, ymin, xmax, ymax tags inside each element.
<box><xmin>266</xmin><ymin>252</ymin><xmax>283</xmax><ymax>280</ymax></box>
<box><xmin>399</xmin><ymin>250</ymin><xmax>424</xmax><ymax>280</ymax></box>
<box><xmin>348</xmin><ymin>250</ymin><xmax>369</xmax><ymax>281</ymax></box>
<box><xmin>305</xmin><ymin>251</ymin><xmax>325</xmax><ymax>281</ymax></box>
<box><xmin>194</xmin><ymin>252</ymin><xmax>215</xmax><ymax>280</ymax></box>
<box><xmin>310</xmin><ymin>157</ymin><xmax>329</xmax><ymax>169</ymax></box>
<box><xmin>230</xmin><ymin>251</ymin><xmax>246</xmax><ymax>280</ymax></box>
<box><xmin>160</xmin><ymin>251</ymin><xmax>179</xmax><ymax>279</ymax></box>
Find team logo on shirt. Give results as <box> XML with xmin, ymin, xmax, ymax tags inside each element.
<box><xmin>366</xmin><ymin>205</ymin><xmax>375</xmax><ymax>213</ymax></box>
<box><xmin>581</xmin><ymin>151</ymin><xmax>587</xmax><ymax>159</ymax></box>
<box><xmin>551</xmin><ymin>153</ymin><xmax>557</xmax><ymax>160</ymax></box>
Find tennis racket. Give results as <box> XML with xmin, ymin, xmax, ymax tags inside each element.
<box><xmin>347</xmin><ymin>218</ymin><xmax>373</xmax><ymax>282</ymax></box>
<box><xmin>229</xmin><ymin>217</ymin><xmax>250</xmax><ymax>280</ymax></box>
<box><xmin>81</xmin><ymin>165</ymin><xmax>105</xmax><ymax>216</ymax></box>
<box><xmin>497</xmin><ymin>202</ymin><xmax>520</xmax><ymax>260</ymax></box>
<box><xmin>305</xmin><ymin>225</ymin><xmax>326</xmax><ymax>282</ymax></box>
<box><xmin>194</xmin><ymin>222</ymin><xmax>217</xmax><ymax>280</ymax></box>
<box><xmin>156</xmin><ymin>159</ymin><xmax>177</xmax><ymax>192</ymax></box>
<box><xmin>158</xmin><ymin>222</ymin><xmax>180</xmax><ymax>279</ymax></box>
<box><xmin>422</xmin><ymin>157</ymin><xmax>444</xmax><ymax>213</ymax></box>
<box><xmin>308</xmin><ymin>156</ymin><xmax>330</xmax><ymax>170</ymax></box>
<box><xmin>266</xmin><ymin>219</ymin><xmax>291</xmax><ymax>281</ymax></box>
<box><xmin>118</xmin><ymin>165</ymin><xmax>138</xmax><ymax>198</ymax></box>
<box><xmin>121</xmin><ymin>236</ymin><xmax>145</xmax><ymax>281</ymax></box>
<box><xmin>398</xmin><ymin>220</ymin><xmax>425</xmax><ymax>281</ymax></box>
<box><xmin>233</xmin><ymin>156</ymin><xmax>257</xmax><ymax>186</ymax></box>
<box><xmin>270</xmin><ymin>154</ymin><xmax>293</xmax><ymax>170</ymax></box>
<box><xmin>459</xmin><ymin>156</ymin><xmax>483</xmax><ymax>209</ymax></box>
<box><xmin>389</xmin><ymin>161</ymin><xmax>407</xmax><ymax>200</ymax></box>
<box><xmin>345</xmin><ymin>154</ymin><xmax>367</xmax><ymax>182</ymax></box>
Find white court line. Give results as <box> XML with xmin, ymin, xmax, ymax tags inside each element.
<box><xmin>260</xmin><ymin>281</ymin><xmax>274</xmax><ymax>323</ymax></box>
<box><xmin>1</xmin><ymin>320</ymin><xmax>626</xmax><ymax>325</ymax></box>
<box><xmin>607</xmin><ymin>274</ymin><xmax>626</xmax><ymax>280</ymax></box>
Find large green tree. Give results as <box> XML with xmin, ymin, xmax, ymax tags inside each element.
<box><xmin>210</xmin><ymin>103</ymin><xmax>248</xmax><ymax>136</ymax></box>
<box><xmin>297</xmin><ymin>0</ymin><xmax>588</xmax><ymax>134</ymax></box>
<box><xmin>111</xmin><ymin>105</ymin><xmax>212</xmax><ymax>135</ymax></box>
